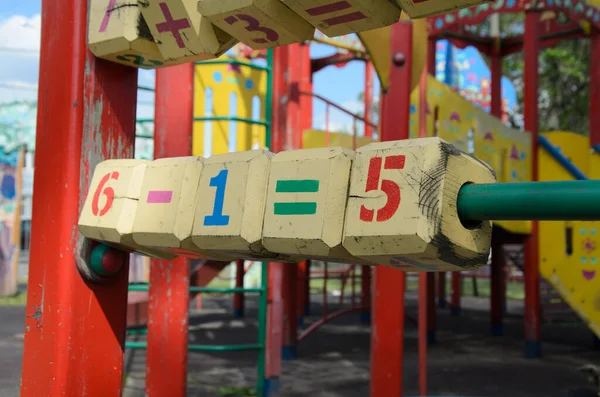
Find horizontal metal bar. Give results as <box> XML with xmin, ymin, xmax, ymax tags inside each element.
<box><xmin>125</xmin><ymin>341</ymin><xmax>263</xmax><ymax>351</ymax></box>
<box><xmin>194</xmin><ymin>116</ymin><xmax>268</xmax><ymax>126</ymax></box>
<box><xmin>135</xmin><ymin>134</ymin><xmax>152</xmax><ymax>139</ymax></box>
<box><xmin>457</xmin><ymin>181</ymin><xmax>600</xmax><ymax>221</ymax></box>
<box><xmin>138</xmin><ymin>85</ymin><xmax>155</xmax><ymax>92</ymax></box>
<box><xmin>195</xmin><ymin>59</ymin><xmax>271</xmax><ymax>72</ymax></box>
<box><xmin>188</xmin><ymin>287</ymin><xmax>263</xmax><ymax>293</ymax></box>
<box><xmin>136</xmin><ymin>118</ymin><xmax>154</xmax><ymax>124</ymax></box>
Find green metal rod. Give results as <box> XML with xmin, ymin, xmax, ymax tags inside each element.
<box><xmin>193</xmin><ymin>116</ymin><xmax>268</xmax><ymax>126</ymax></box>
<box><xmin>457</xmin><ymin>180</ymin><xmax>600</xmax><ymax>221</ymax></box>
<box><xmin>196</xmin><ymin>59</ymin><xmax>271</xmax><ymax>72</ymax></box>
<box><xmin>125</xmin><ymin>341</ymin><xmax>262</xmax><ymax>351</ymax></box>
<box><xmin>188</xmin><ymin>287</ymin><xmax>263</xmax><ymax>293</ymax></box>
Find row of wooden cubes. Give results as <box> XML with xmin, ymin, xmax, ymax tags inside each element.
<box><xmin>78</xmin><ymin>137</ymin><xmax>496</xmax><ymax>272</ymax></box>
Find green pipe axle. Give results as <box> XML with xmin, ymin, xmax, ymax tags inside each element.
<box><xmin>457</xmin><ymin>180</ymin><xmax>600</xmax><ymax>222</ymax></box>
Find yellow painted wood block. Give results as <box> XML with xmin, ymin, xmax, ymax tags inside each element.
<box><xmin>191</xmin><ymin>150</ymin><xmax>291</xmax><ymax>261</ymax></box>
<box><xmin>139</xmin><ymin>0</ymin><xmax>237</xmax><ymax>62</ymax></box>
<box><xmin>262</xmin><ymin>147</ymin><xmax>366</xmax><ymax>264</ymax></box>
<box><xmin>395</xmin><ymin>0</ymin><xmax>489</xmax><ymax>19</ymax></box>
<box><xmin>88</xmin><ymin>0</ymin><xmax>173</xmax><ymax>69</ymax></box>
<box><xmin>131</xmin><ymin>156</ymin><xmax>233</xmax><ymax>260</ymax></box>
<box><xmin>78</xmin><ymin>159</ymin><xmax>174</xmax><ymax>259</ymax></box>
<box><xmin>197</xmin><ymin>0</ymin><xmax>315</xmax><ymax>49</ymax></box>
<box><xmin>281</xmin><ymin>0</ymin><xmax>400</xmax><ymax>38</ymax></box>
<box><xmin>342</xmin><ymin>137</ymin><xmax>495</xmax><ymax>272</ymax></box>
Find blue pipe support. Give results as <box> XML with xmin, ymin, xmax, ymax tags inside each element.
<box><xmin>538</xmin><ymin>135</ymin><xmax>588</xmax><ymax>180</ymax></box>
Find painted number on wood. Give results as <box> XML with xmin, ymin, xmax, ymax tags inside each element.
<box><xmin>305</xmin><ymin>1</ymin><xmax>367</xmax><ymax>26</ymax></box>
<box><xmin>91</xmin><ymin>171</ymin><xmax>120</xmax><ymax>217</ymax></box>
<box><xmin>116</xmin><ymin>54</ymin><xmax>164</xmax><ymax>67</ymax></box>
<box><xmin>204</xmin><ymin>169</ymin><xmax>230</xmax><ymax>226</ymax></box>
<box><xmin>156</xmin><ymin>2</ymin><xmax>191</xmax><ymax>48</ymax></box>
<box><xmin>224</xmin><ymin>14</ymin><xmax>279</xmax><ymax>45</ymax></box>
<box><xmin>273</xmin><ymin>179</ymin><xmax>319</xmax><ymax>215</ymax></box>
<box><xmin>360</xmin><ymin>155</ymin><xmax>405</xmax><ymax>223</ymax></box>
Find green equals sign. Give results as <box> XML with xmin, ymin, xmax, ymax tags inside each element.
<box><xmin>274</xmin><ymin>179</ymin><xmax>319</xmax><ymax>215</ymax></box>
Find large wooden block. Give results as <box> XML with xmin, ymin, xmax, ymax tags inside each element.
<box><xmin>197</xmin><ymin>0</ymin><xmax>315</xmax><ymax>49</ymax></box>
<box><xmin>262</xmin><ymin>147</ymin><xmax>366</xmax><ymax>264</ymax></box>
<box><xmin>342</xmin><ymin>137</ymin><xmax>496</xmax><ymax>272</ymax></box>
<box><xmin>88</xmin><ymin>0</ymin><xmax>172</xmax><ymax>69</ymax></box>
<box><xmin>281</xmin><ymin>0</ymin><xmax>400</xmax><ymax>37</ymax></box>
<box><xmin>78</xmin><ymin>159</ymin><xmax>174</xmax><ymax>259</ymax></box>
<box><xmin>395</xmin><ymin>0</ymin><xmax>489</xmax><ymax>19</ymax></box>
<box><xmin>132</xmin><ymin>157</ymin><xmax>233</xmax><ymax>260</ymax></box>
<box><xmin>139</xmin><ymin>0</ymin><xmax>237</xmax><ymax>62</ymax></box>
<box><xmin>191</xmin><ymin>150</ymin><xmax>290</xmax><ymax>261</ymax></box>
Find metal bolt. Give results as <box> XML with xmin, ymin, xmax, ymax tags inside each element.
<box><xmin>393</xmin><ymin>52</ymin><xmax>406</xmax><ymax>67</ymax></box>
<box><xmin>90</xmin><ymin>244</ymin><xmax>125</xmax><ymax>278</ymax></box>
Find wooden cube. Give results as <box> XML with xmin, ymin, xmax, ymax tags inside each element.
<box><xmin>78</xmin><ymin>159</ymin><xmax>174</xmax><ymax>259</ymax></box>
<box><xmin>396</xmin><ymin>0</ymin><xmax>489</xmax><ymax>19</ymax></box>
<box><xmin>139</xmin><ymin>0</ymin><xmax>237</xmax><ymax>62</ymax></box>
<box><xmin>88</xmin><ymin>0</ymin><xmax>172</xmax><ymax>69</ymax></box>
<box><xmin>191</xmin><ymin>150</ymin><xmax>293</xmax><ymax>261</ymax></box>
<box><xmin>132</xmin><ymin>157</ymin><xmax>233</xmax><ymax>260</ymax></box>
<box><xmin>197</xmin><ymin>0</ymin><xmax>315</xmax><ymax>49</ymax></box>
<box><xmin>342</xmin><ymin>137</ymin><xmax>496</xmax><ymax>272</ymax></box>
<box><xmin>281</xmin><ymin>0</ymin><xmax>400</xmax><ymax>38</ymax></box>
<box><xmin>262</xmin><ymin>147</ymin><xmax>367</xmax><ymax>264</ymax></box>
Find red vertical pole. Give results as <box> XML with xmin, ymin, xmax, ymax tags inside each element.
<box><xmin>300</xmin><ymin>42</ymin><xmax>313</xmax><ymax>135</ymax></box>
<box><xmin>297</xmin><ymin>261</ymin><xmax>307</xmax><ymax>325</ymax></box>
<box><xmin>266</xmin><ymin>262</ymin><xmax>283</xmax><ymax>394</ymax></box>
<box><xmin>370</xmin><ymin>21</ymin><xmax>411</xmax><ymax>397</ymax></box>
<box><xmin>491</xmin><ymin>231</ymin><xmax>506</xmax><ymax>336</ymax></box>
<box><xmin>234</xmin><ymin>259</ymin><xmax>245</xmax><ymax>318</ymax></box>
<box><xmin>364</xmin><ymin>61</ymin><xmax>374</xmax><ymax>138</ymax></box>
<box><xmin>590</xmin><ymin>31</ymin><xmax>600</xmax><ymax>147</ymax></box>
<box><xmin>490</xmin><ymin>43</ymin><xmax>504</xmax><ymax>337</ymax></box>
<box><xmin>523</xmin><ymin>10</ymin><xmax>542</xmax><ymax>359</ymax></box>
<box><xmin>360</xmin><ymin>265</ymin><xmax>371</xmax><ymax>323</ymax></box>
<box><xmin>450</xmin><ymin>272</ymin><xmax>461</xmax><ymax>316</ymax></box>
<box><xmin>305</xmin><ymin>260</ymin><xmax>312</xmax><ymax>315</ymax></box>
<box><xmin>20</xmin><ymin>1</ymin><xmax>136</xmax><ymax>395</ymax></box>
<box><xmin>146</xmin><ymin>63</ymin><xmax>194</xmax><ymax>397</ymax></box>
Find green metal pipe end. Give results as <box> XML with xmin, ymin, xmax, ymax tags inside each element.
<box><xmin>90</xmin><ymin>244</ymin><xmax>125</xmax><ymax>277</ymax></box>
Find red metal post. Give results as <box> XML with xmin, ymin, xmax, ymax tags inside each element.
<box><xmin>364</xmin><ymin>61</ymin><xmax>374</xmax><ymax>138</ymax></box>
<box><xmin>300</xmin><ymin>43</ymin><xmax>313</xmax><ymax>135</ymax></box>
<box><xmin>265</xmin><ymin>262</ymin><xmax>283</xmax><ymax>394</ymax></box>
<box><xmin>491</xmin><ymin>231</ymin><xmax>506</xmax><ymax>336</ymax></box>
<box><xmin>490</xmin><ymin>43</ymin><xmax>504</xmax><ymax>337</ymax></box>
<box><xmin>523</xmin><ymin>9</ymin><xmax>542</xmax><ymax>359</ymax></box>
<box><xmin>146</xmin><ymin>63</ymin><xmax>194</xmax><ymax>397</ymax></box>
<box><xmin>370</xmin><ymin>21</ymin><xmax>411</xmax><ymax>397</ymax></box>
<box><xmin>20</xmin><ymin>0</ymin><xmax>136</xmax><ymax>395</ymax></box>
<box><xmin>591</xmin><ymin>31</ymin><xmax>600</xmax><ymax>146</ymax></box>
<box><xmin>450</xmin><ymin>272</ymin><xmax>461</xmax><ymax>316</ymax></box>
<box><xmin>297</xmin><ymin>261</ymin><xmax>307</xmax><ymax>325</ymax></box>
<box><xmin>234</xmin><ymin>259</ymin><xmax>245</xmax><ymax>318</ymax></box>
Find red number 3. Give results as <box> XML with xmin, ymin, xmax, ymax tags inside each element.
<box><xmin>91</xmin><ymin>171</ymin><xmax>120</xmax><ymax>217</ymax></box>
<box><xmin>360</xmin><ymin>155</ymin><xmax>406</xmax><ymax>223</ymax></box>
<box><xmin>225</xmin><ymin>14</ymin><xmax>279</xmax><ymax>45</ymax></box>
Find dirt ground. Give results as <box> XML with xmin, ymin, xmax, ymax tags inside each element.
<box><xmin>3</xmin><ymin>290</ymin><xmax>600</xmax><ymax>397</ymax></box>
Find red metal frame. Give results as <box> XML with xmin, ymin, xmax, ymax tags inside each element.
<box><xmin>523</xmin><ymin>10</ymin><xmax>542</xmax><ymax>358</ymax></box>
<box><xmin>146</xmin><ymin>63</ymin><xmax>194</xmax><ymax>397</ymax></box>
<box><xmin>370</xmin><ymin>20</ymin><xmax>412</xmax><ymax>397</ymax></box>
<box><xmin>20</xmin><ymin>1</ymin><xmax>137</xmax><ymax>395</ymax></box>
<box><xmin>364</xmin><ymin>61</ymin><xmax>374</xmax><ymax>138</ymax></box>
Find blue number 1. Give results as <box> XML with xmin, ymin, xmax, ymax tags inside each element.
<box><xmin>203</xmin><ymin>169</ymin><xmax>230</xmax><ymax>226</ymax></box>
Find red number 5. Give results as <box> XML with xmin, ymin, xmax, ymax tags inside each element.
<box><xmin>225</xmin><ymin>14</ymin><xmax>279</xmax><ymax>45</ymax></box>
<box><xmin>91</xmin><ymin>171</ymin><xmax>119</xmax><ymax>217</ymax></box>
<box><xmin>360</xmin><ymin>155</ymin><xmax>405</xmax><ymax>222</ymax></box>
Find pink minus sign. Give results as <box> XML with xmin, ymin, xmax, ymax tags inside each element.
<box><xmin>147</xmin><ymin>190</ymin><xmax>173</xmax><ymax>204</ymax></box>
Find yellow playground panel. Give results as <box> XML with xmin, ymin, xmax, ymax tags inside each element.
<box><xmin>193</xmin><ymin>56</ymin><xmax>268</xmax><ymax>157</ymax></box>
<box><xmin>302</xmin><ymin>129</ymin><xmax>376</xmax><ymax>150</ymax></box>
<box><xmin>539</xmin><ymin>131</ymin><xmax>600</xmax><ymax>336</ymax></box>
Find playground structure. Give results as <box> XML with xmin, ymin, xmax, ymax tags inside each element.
<box><xmin>14</xmin><ymin>0</ymin><xmax>600</xmax><ymax>397</ymax></box>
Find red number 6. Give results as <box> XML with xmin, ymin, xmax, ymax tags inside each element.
<box><xmin>225</xmin><ymin>14</ymin><xmax>279</xmax><ymax>45</ymax></box>
<box><xmin>360</xmin><ymin>155</ymin><xmax>405</xmax><ymax>223</ymax></box>
<box><xmin>91</xmin><ymin>171</ymin><xmax>120</xmax><ymax>217</ymax></box>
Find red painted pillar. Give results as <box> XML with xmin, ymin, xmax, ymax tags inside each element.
<box><xmin>370</xmin><ymin>21</ymin><xmax>411</xmax><ymax>397</ymax></box>
<box><xmin>146</xmin><ymin>63</ymin><xmax>194</xmax><ymax>397</ymax></box>
<box><xmin>591</xmin><ymin>31</ymin><xmax>600</xmax><ymax>147</ymax></box>
<box><xmin>490</xmin><ymin>44</ymin><xmax>505</xmax><ymax>337</ymax></box>
<box><xmin>450</xmin><ymin>272</ymin><xmax>461</xmax><ymax>316</ymax></box>
<box><xmin>364</xmin><ymin>61</ymin><xmax>374</xmax><ymax>138</ymax></box>
<box><xmin>265</xmin><ymin>262</ymin><xmax>283</xmax><ymax>394</ymax></box>
<box><xmin>523</xmin><ymin>9</ymin><xmax>542</xmax><ymax>359</ymax></box>
<box><xmin>300</xmin><ymin>42</ymin><xmax>313</xmax><ymax>135</ymax></box>
<box><xmin>20</xmin><ymin>1</ymin><xmax>136</xmax><ymax>395</ymax></box>
<box><xmin>491</xmin><ymin>231</ymin><xmax>506</xmax><ymax>336</ymax></box>
<box><xmin>234</xmin><ymin>259</ymin><xmax>245</xmax><ymax>318</ymax></box>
